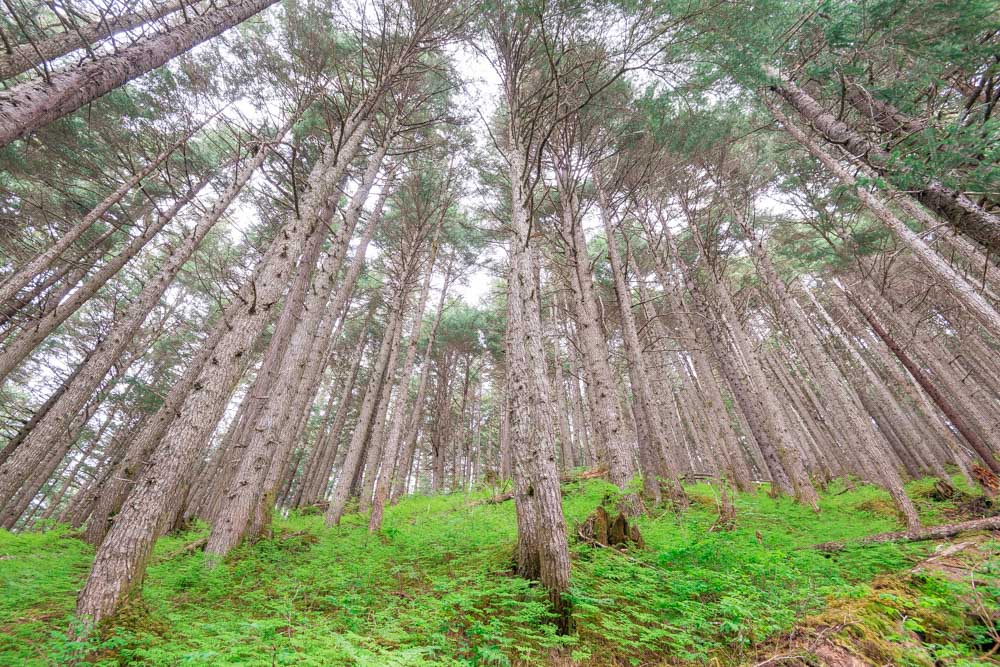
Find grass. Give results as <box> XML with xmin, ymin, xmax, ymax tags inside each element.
<box><xmin>0</xmin><ymin>475</ymin><xmax>996</xmax><ymax>665</ymax></box>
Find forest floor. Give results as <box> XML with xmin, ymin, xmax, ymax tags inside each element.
<box><xmin>1</xmin><ymin>475</ymin><xmax>998</xmax><ymax>666</ymax></box>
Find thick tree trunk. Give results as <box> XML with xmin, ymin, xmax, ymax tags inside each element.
<box><xmin>206</xmin><ymin>139</ymin><xmax>393</xmax><ymax>554</ymax></box>
<box><xmin>0</xmin><ymin>0</ymin><xmax>188</xmax><ymax>81</ymax></box>
<box><xmin>504</xmin><ymin>135</ymin><xmax>572</xmax><ymax>632</ymax></box>
<box><xmin>843</xmin><ymin>81</ymin><xmax>927</xmax><ymax>138</ymax></box>
<box><xmin>0</xmin><ymin>0</ymin><xmax>277</xmax><ymax>147</ymax></box>
<box><xmin>295</xmin><ymin>226</ymin><xmax>382</xmax><ymax>507</ymax></box>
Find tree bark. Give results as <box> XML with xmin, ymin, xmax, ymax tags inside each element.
<box><xmin>75</xmin><ymin>113</ymin><xmax>370</xmax><ymax>627</ymax></box>
<box><xmin>0</xmin><ymin>0</ymin><xmax>277</xmax><ymax>147</ymax></box>
<box><xmin>0</xmin><ymin>125</ymin><xmax>283</xmax><ymax>525</ymax></box>
<box><xmin>766</xmin><ymin>69</ymin><xmax>1000</xmax><ymax>255</ymax></box>
<box><xmin>0</xmin><ymin>0</ymin><xmax>187</xmax><ymax>81</ymax></box>
<box><xmin>551</xmin><ymin>164</ymin><xmax>638</xmax><ymax>503</ymax></box>
<box><xmin>504</xmin><ymin>133</ymin><xmax>572</xmax><ymax>632</ymax></box>
<box><xmin>206</xmin><ymin>139</ymin><xmax>394</xmax><ymax>554</ymax></box>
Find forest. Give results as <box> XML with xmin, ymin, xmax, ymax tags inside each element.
<box><xmin>0</xmin><ymin>0</ymin><xmax>999</xmax><ymax>664</ymax></box>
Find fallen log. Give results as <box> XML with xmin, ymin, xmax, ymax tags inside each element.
<box><xmin>813</xmin><ymin>515</ymin><xmax>1000</xmax><ymax>552</ymax></box>
<box><xmin>480</xmin><ymin>492</ymin><xmax>514</xmax><ymax>505</ymax></box>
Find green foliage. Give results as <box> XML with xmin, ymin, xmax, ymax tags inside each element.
<box><xmin>0</xmin><ymin>479</ymin><xmax>995</xmax><ymax>665</ymax></box>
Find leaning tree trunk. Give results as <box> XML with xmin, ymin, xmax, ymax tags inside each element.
<box><xmin>370</xmin><ymin>248</ymin><xmax>448</xmax><ymax>531</ymax></box>
<box><xmin>263</xmin><ymin>167</ymin><xmax>399</xmax><ymax>516</ymax></box>
<box><xmin>390</xmin><ymin>305</ymin><xmax>446</xmax><ymax>504</ymax></box>
<box><xmin>668</xmin><ymin>224</ymin><xmax>815</xmax><ymax>506</ymax></box>
<box><xmin>765</xmin><ymin>69</ymin><xmax>1000</xmax><ymax>256</ymax></box>
<box><xmin>635</xmin><ymin>214</ymin><xmax>753</xmax><ymax>490</ymax></box>
<box><xmin>595</xmin><ymin>175</ymin><xmax>686</xmax><ymax>506</ymax></box>
<box><xmin>0</xmin><ymin>124</ymin><xmax>284</xmax><ymax>525</ymax></box>
<box><xmin>325</xmin><ymin>289</ymin><xmax>406</xmax><ymax>527</ymax></box>
<box><xmin>206</xmin><ymin>140</ymin><xmax>393</xmax><ymax>554</ymax></box>
<box><xmin>0</xmin><ymin>124</ymin><xmax>200</xmax><ymax>309</ymax></box>
<box><xmin>730</xmin><ymin>201</ymin><xmax>919</xmax><ymax>530</ymax></box>
<box><xmin>766</xmin><ymin>99</ymin><xmax>1000</xmax><ymax>342</ymax></box>
<box><xmin>80</xmin><ymin>312</ymin><xmax>238</xmax><ymax>546</ymax></box>
<box><xmin>75</xmin><ymin>115</ymin><xmax>370</xmax><ymax>628</ymax></box>
<box><xmin>843</xmin><ymin>81</ymin><xmax>927</xmax><ymax>138</ymax></box>
<box><xmin>844</xmin><ymin>286</ymin><xmax>1000</xmax><ymax>474</ymax></box>
<box><xmin>0</xmin><ymin>170</ymin><xmax>215</xmax><ymax>384</ymax></box>
<box><xmin>807</xmin><ymin>288</ymin><xmax>957</xmax><ymax>483</ymax></box>
<box><xmin>295</xmin><ymin>334</ymin><xmax>368</xmax><ymax>507</ymax></box>
<box><xmin>0</xmin><ymin>0</ymin><xmax>278</xmax><ymax>147</ymax></box>
<box><xmin>0</xmin><ymin>348</ymin><xmax>90</xmax><ymax>466</ymax></box>
<box><xmin>0</xmin><ymin>0</ymin><xmax>188</xmax><ymax>81</ymax></box>
<box><xmin>0</xmin><ymin>219</ymin><xmax>123</xmax><ymax>335</ymax></box>
<box><xmin>552</xmin><ymin>167</ymin><xmax>638</xmax><ymax>504</ymax></box>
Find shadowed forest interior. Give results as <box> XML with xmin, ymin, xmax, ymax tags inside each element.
<box><xmin>0</xmin><ymin>0</ymin><xmax>998</xmax><ymax>664</ymax></box>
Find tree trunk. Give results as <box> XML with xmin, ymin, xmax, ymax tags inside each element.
<box><xmin>206</xmin><ymin>138</ymin><xmax>393</xmax><ymax>555</ymax></box>
<box><xmin>295</xmin><ymin>333</ymin><xmax>367</xmax><ymax>508</ymax></box>
<box><xmin>0</xmin><ymin>124</ymin><xmax>200</xmax><ymax>308</ymax></box>
<box><xmin>552</xmin><ymin>166</ymin><xmax>638</xmax><ymax>504</ymax></box>
<box><xmin>670</xmin><ymin>225</ymin><xmax>816</xmax><ymax>507</ymax></box>
<box><xmin>370</xmin><ymin>249</ymin><xmax>448</xmax><ymax>531</ymax></box>
<box><xmin>0</xmin><ymin>1</ymin><xmax>188</xmax><ymax>81</ymax></box>
<box><xmin>766</xmin><ymin>70</ymin><xmax>1000</xmax><ymax>255</ymax></box>
<box><xmin>0</xmin><ymin>170</ymin><xmax>215</xmax><ymax>384</ymax></box>
<box><xmin>731</xmin><ymin>202</ymin><xmax>919</xmax><ymax>529</ymax></box>
<box><xmin>0</xmin><ymin>0</ymin><xmax>277</xmax><ymax>147</ymax></box>
<box><xmin>504</xmin><ymin>133</ymin><xmax>572</xmax><ymax>632</ymax></box>
<box><xmin>594</xmin><ymin>174</ymin><xmax>685</xmax><ymax>506</ymax></box>
<box><xmin>74</xmin><ymin>114</ymin><xmax>370</xmax><ymax>628</ymax></box>
<box><xmin>325</xmin><ymin>290</ymin><xmax>405</xmax><ymax>526</ymax></box>
<box><xmin>767</xmin><ymin>100</ymin><xmax>1000</xmax><ymax>343</ymax></box>
<box><xmin>0</xmin><ymin>126</ymin><xmax>283</xmax><ymax>523</ymax></box>
<box><xmin>844</xmin><ymin>287</ymin><xmax>1000</xmax><ymax>474</ymax></box>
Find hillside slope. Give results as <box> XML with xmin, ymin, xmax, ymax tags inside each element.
<box><xmin>1</xmin><ymin>477</ymin><xmax>997</xmax><ymax>666</ymax></box>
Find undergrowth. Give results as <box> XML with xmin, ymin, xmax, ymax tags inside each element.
<box><xmin>0</xmin><ymin>475</ymin><xmax>996</xmax><ymax>665</ymax></box>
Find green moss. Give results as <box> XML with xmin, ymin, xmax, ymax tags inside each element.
<box><xmin>0</xmin><ymin>478</ymin><xmax>994</xmax><ymax>665</ymax></box>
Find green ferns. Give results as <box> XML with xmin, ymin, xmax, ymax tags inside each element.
<box><xmin>0</xmin><ymin>478</ymin><xmax>996</xmax><ymax>665</ymax></box>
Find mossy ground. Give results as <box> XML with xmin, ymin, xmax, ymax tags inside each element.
<box><xmin>0</xmin><ymin>476</ymin><xmax>996</xmax><ymax>666</ymax></box>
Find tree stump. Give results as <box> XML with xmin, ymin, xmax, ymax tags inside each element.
<box><xmin>972</xmin><ymin>465</ymin><xmax>999</xmax><ymax>497</ymax></box>
<box><xmin>578</xmin><ymin>506</ymin><xmax>644</xmax><ymax>549</ymax></box>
